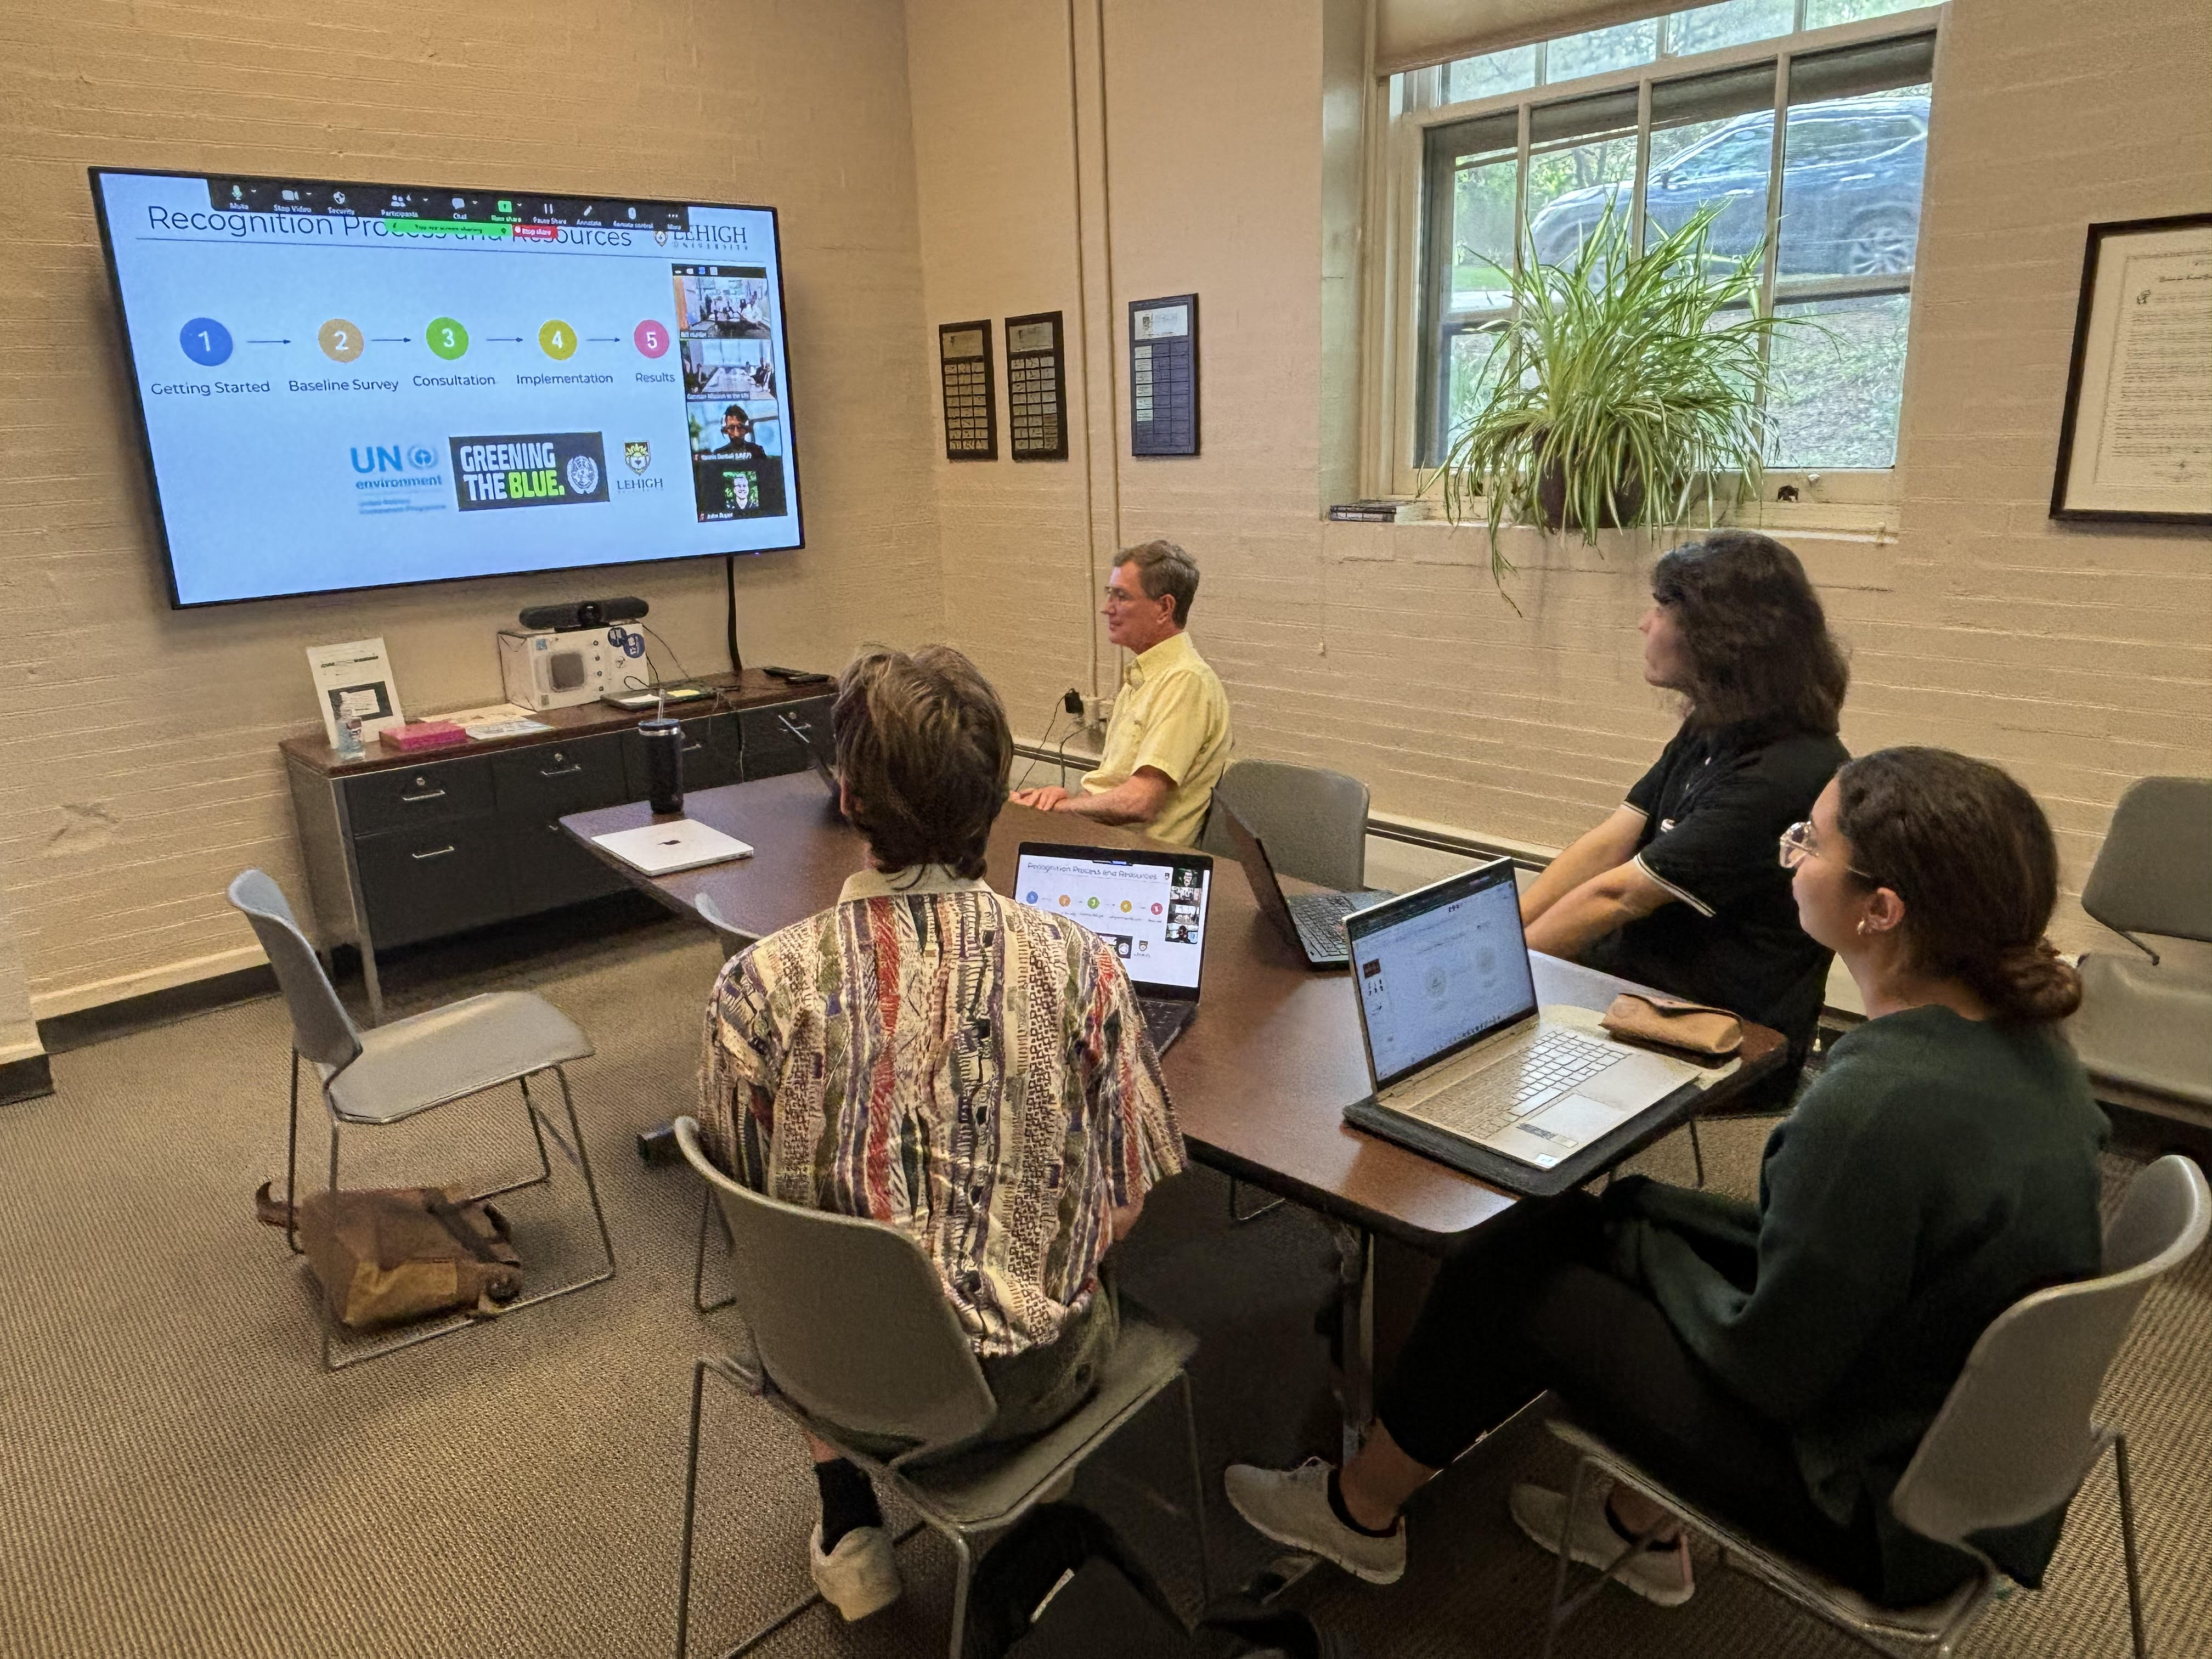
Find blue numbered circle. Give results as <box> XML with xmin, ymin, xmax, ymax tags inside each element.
<box><xmin>179</xmin><ymin>318</ymin><xmax>233</xmax><ymax>366</ymax></box>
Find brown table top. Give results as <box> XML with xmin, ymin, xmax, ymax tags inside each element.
<box><xmin>282</xmin><ymin>668</ymin><xmax>832</xmax><ymax>778</ymax></box>
<box><xmin>563</xmin><ymin>772</ymin><xmax>1784</xmax><ymax>1248</ymax></box>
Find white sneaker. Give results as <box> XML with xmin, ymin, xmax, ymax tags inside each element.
<box><xmin>1223</xmin><ymin>1458</ymin><xmax>1407</xmax><ymax>1585</ymax></box>
<box><xmin>808</xmin><ymin>1522</ymin><xmax>903</xmax><ymax>1621</ymax></box>
<box><xmin>1508</xmin><ymin>1480</ymin><xmax>1694</xmax><ymax>1608</ymax></box>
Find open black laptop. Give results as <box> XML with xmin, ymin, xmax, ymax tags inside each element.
<box><xmin>1218</xmin><ymin>805</ymin><xmax>1392</xmax><ymax>968</ymax></box>
<box><xmin>1014</xmin><ymin>843</ymin><xmax>1214</xmax><ymax>1053</ymax></box>
<box><xmin>775</xmin><ymin>709</ymin><xmax>845</xmax><ymax>817</ymax></box>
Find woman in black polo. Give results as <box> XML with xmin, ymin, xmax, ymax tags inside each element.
<box><xmin>1517</xmin><ymin>530</ymin><xmax>1849</xmax><ymax>1085</ymax></box>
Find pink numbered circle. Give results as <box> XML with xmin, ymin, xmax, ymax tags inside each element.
<box><xmin>633</xmin><ymin>320</ymin><xmax>670</xmax><ymax>358</ymax></box>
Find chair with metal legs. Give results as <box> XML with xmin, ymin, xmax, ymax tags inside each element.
<box><xmin>228</xmin><ymin>869</ymin><xmax>617</xmax><ymax>1369</ymax></box>
<box><xmin>1535</xmin><ymin>1153</ymin><xmax>2209</xmax><ymax>1658</ymax></box>
<box><xmin>672</xmin><ymin>1116</ymin><xmax>1211</xmax><ymax>1659</ymax></box>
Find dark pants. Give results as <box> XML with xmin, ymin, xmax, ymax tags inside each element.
<box><xmin>1375</xmin><ymin>1193</ymin><xmax>1888</xmax><ymax>1599</ymax></box>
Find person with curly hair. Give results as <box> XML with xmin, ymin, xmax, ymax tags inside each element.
<box><xmin>1517</xmin><ymin>530</ymin><xmax>1852</xmax><ymax>1087</ymax></box>
<box><xmin>1226</xmin><ymin>746</ymin><xmax>2106</xmax><ymax>1613</ymax></box>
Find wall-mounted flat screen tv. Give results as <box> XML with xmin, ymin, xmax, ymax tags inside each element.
<box><xmin>91</xmin><ymin>168</ymin><xmax>804</xmax><ymax>608</ymax></box>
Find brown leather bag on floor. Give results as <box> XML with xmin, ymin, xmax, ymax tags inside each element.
<box><xmin>254</xmin><ymin>1182</ymin><xmax>523</xmax><ymax>1330</ymax></box>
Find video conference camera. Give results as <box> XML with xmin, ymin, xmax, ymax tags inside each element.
<box><xmin>516</xmin><ymin>596</ymin><xmax>649</xmax><ymax>632</ymax></box>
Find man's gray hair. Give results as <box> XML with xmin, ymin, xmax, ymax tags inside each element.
<box><xmin>1118</xmin><ymin>539</ymin><xmax>1200</xmax><ymax>627</ymax></box>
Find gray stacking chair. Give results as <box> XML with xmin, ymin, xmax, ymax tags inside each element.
<box><xmin>228</xmin><ymin>869</ymin><xmax>616</xmax><ymax>1369</ymax></box>
<box><xmin>687</xmin><ymin>890</ymin><xmax>751</xmax><ymax>1314</ymax></box>
<box><xmin>1200</xmin><ymin>758</ymin><xmax>1372</xmax><ymax>891</ymax></box>
<box><xmin>672</xmin><ymin>1116</ymin><xmax>1210</xmax><ymax>1659</ymax></box>
<box><xmin>1534</xmin><ymin>1153</ymin><xmax>2209</xmax><ymax>1659</ymax></box>
<box><xmin>2067</xmin><ymin>778</ymin><xmax>2212</xmax><ymax>1111</ymax></box>
<box><xmin>1199</xmin><ymin>758</ymin><xmax>1375</xmax><ymax>1221</ymax></box>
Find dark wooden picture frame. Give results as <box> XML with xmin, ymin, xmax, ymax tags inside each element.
<box><xmin>937</xmin><ymin>319</ymin><xmax>998</xmax><ymax>462</ymax></box>
<box><xmin>2049</xmin><ymin>212</ymin><xmax>2212</xmax><ymax>524</ymax></box>
<box><xmin>1003</xmin><ymin>311</ymin><xmax>1070</xmax><ymax>461</ymax></box>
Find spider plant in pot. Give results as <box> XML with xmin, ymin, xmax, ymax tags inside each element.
<box><xmin>1435</xmin><ymin>200</ymin><xmax>1802</xmax><ymax>589</ymax></box>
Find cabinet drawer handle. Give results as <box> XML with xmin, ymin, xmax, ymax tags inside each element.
<box><xmin>400</xmin><ymin>787</ymin><xmax>447</xmax><ymax>803</ymax></box>
<box><xmin>539</xmin><ymin>763</ymin><xmax>585</xmax><ymax>777</ymax></box>
<box><xmin>682</xmin><ymin>741</ymin><xmax>706</xmax><ymax>754</ymax></box>
<box><xmin>411</xmin><ymin>845</ymin><xmax>458</xmax><ymax>861</ymax></box>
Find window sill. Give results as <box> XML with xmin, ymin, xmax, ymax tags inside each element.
<box><xmin>1323</xmin><ymin>512</ymin><xmax>1897</xmax><ymax>590</ymax></box>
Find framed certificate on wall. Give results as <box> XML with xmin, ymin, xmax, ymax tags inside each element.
<box><xmin>2050</xmin><ymin>212</ymin><xmax>2212</xmax><ymax>523</ymax></box>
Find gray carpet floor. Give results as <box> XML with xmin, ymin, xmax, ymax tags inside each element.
<box><xmin>2</xmin><ymin>910</ymin><xmax>2206</xmax><ymax>1658</ymax></box>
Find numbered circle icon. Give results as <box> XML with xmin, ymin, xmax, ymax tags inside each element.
<box><xmin>425</xmin><ymin>317</ymin><xmax>469</xmax><ymax>360</ymax></box>
<box><xmin>633</xmin><ymin>319</ymin><xmax>670</xmax><ymax>358</ymax></box>
<box><xmin>538</xmin><ymin>319</ymin><xmax>577</xmax><ymax>360</ymax></box>
<box><xmin>179</xmin><ymin>318</ymin><xmax>232</xmax><ymax>367</ymax></box>
<box><xmin>318</xmin><ymin>319</ymin><xmax>365</xmax><ymax>363</ymax></box>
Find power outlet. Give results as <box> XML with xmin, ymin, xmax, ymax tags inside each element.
<box><xmin>1082</xmin><ymin>694</ymin><xmax>1115</xmax><ymax>728</ymax></box>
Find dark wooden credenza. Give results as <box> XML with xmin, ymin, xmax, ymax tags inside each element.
<box><xmin>282</xmin><ymin>669</ymin><xmax>830</xmax><ymax>1022</ymax></box>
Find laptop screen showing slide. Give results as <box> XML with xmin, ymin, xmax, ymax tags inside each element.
<box><xmin>1346</xmin><ymin>860</ymin><xmax>1536</xmax><ymax>1092</ymax></box>
<box><xmin>1014</xmin><ymin>844</ymin><xmax>1211</xmax><ymax>1002</ymax></box>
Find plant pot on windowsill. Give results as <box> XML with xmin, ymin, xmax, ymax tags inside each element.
<box><xmin>1534</xmin><ymin>453</ymin><xmax>1645</xmax><ymax>533</ymax></box>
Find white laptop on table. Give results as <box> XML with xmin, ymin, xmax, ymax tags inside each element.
<box><xmin>1014</xmin><ymin>843</ymin><xmax>1212</xmax><ymax>1054</ymax></box>
<box><xmin>1340</xmin><ymin>859</ymin><xmax>1705</xmax><ymax>1194</ymax></box>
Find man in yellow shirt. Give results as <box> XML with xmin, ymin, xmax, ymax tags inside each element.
<box><xmin>1011</xmin><ymin>540</ymin><xmax>1231</xmax><ymax>847</ymax></box>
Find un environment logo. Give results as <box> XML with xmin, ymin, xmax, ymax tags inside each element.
<box><xmin>566</xmin><ymin>454</ymin><xmax>600</xmax><ymax>495</ymax></box>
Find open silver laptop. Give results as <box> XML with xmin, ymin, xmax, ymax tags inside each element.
<box><xmin>1340</xmin><ymin>859</ymin><xmax>1703</xmax><ymax>1187</ymax></box>
<box><xmin>1218</xmin><ymin>805</ymin><xmax>1391</xmax><ymax>968</ymax></box>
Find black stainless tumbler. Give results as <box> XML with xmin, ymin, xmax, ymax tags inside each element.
<box><xmin>639</xmin><ymin>715</ymin><xmax>684</xmax><ymax>815</ymax></box>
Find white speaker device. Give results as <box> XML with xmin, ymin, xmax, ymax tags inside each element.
<box><xmin>498</xmin><ymin>622</ymin><xmax>649</xmax><ymax>710</ymax></box>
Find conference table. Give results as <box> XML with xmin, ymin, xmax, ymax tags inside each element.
<box><xmin>562</xmin><ymin>771</ymin><xmax>1784</xmax><ymax>1456</ymax></box>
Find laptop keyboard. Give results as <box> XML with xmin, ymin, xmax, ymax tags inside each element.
<box><xmin>1141</xmin><ymin>998</ymin><xmax>1193</xmax><ymax>1054</ymax></box>
<box><xmin>1287</xmin><ymin>890</ymin><xmax>1390</xmax><ymax>958</ymax></box>
<box><xmin>1410</xmin><ymin>1028</ymin><xmax>1622</xmax><ymax>1143</ymax></box>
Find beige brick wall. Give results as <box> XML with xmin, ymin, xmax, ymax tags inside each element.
<box><xmin>0</xmin><ymin>0</ymin><xmax>944</xmax><ymax>1015</ymax></box>
<box><xmin>909</xmin><ymin>0</ymin><xmax>2212</xmax><ymax>951</ymax></box>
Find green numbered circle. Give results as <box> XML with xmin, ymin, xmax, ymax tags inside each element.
<box><xmin>538</xmin><ymin>319</ymin><xmax>577</xmax><ymax>360</ymax></box>
<box><xmin>425</xmin><ymin>317</ymin><xmax>469</xmax><ymax>360</ymax></box>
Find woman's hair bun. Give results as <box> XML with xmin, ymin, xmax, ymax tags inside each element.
<box><xmin>1979</xmin><ymin>938</ymin><xmax>2083</xmax><ymax>1024</ymax></box>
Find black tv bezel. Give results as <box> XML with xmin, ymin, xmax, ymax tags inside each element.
<box><xmin>88</xmin><ymin>165</ymin><xmax>808</xmax><ymax>611</ymax></box>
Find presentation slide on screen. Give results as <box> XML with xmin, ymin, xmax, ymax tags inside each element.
<box><xmin>93</xmin><ymin>171</ymin><xmax>803</xmax><ymax>606</ymax></box>
<box><xmin>1015</xmin><ymin>853</ymin><xmax>1209</xmax><ymax>991</ymax></box>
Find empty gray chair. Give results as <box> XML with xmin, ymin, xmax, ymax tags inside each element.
<box><xmin>228</xmin><ymin>869</ymin><xmax>616</xmax><ymax>1369</ymax></box>
<box><xmin>1200</xmin><ymin>758</ymin><xmax>1371</xmax><ymax>891</ymax></box>
<box><xmin>1533</xmin><ymin>1153</ymin><xmax>2209</xmax><ymax>1659</ymax></box>
<box><xmin>2068</xmin><ymin>777</ymin><xmax>2212</xmax><ymax>1109</ymax></box>
<box><xmin>672</xmin><ymin>1116</ymin><xmax>1209</xmax><ymax>1659</ymax></box>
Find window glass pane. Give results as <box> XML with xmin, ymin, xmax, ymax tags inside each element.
<box><xmin>1445</xmin><ymin>327</ymin><xmax>1509</xmax><ymax>448</ymax></box>
<box><xmin>1546</xmin><ymin>16</ymin><xmax>1659</xmax><ymax>81</ymax></box>
<box><xmin>1527</xmin><ymin>91</ymin><xmax>1639</xmax><ymax>266</ymax></box>
<box><xmin>1767</xmin><ymin>294</ymin><xmax>1911</xmax><ymax>466</ymax></box>
<box><xmin>1448</xmin><ymin>44</ymin><xmax>1537</xmax><ymax>103</ymax></box>
<box><xmin>1449</xmin><ymin>155</ymin><xmax>1522</xmax><ymax>311</ymax></box>
<box><xmin>1667</xmin><ymin>0</ymin><xmax>1794</xmax><ymax>55</ymax></box>
<box><xmin>1804</xmin><ymin>0</ymin><xmax>1928</xmax><ymax>27</ymax></box>
<box><xmin>1647</xmin><ymin>65</ymin><xmax>1777</xmax><ymax>263</ymax></box>
<box><xmin>1776</xmin><ymin>83</ymin><xmax>1928</xmax><ymax>279</ymax></box>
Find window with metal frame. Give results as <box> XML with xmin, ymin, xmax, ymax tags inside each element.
<box><xmin>1406</xmin><ymin>5</ymin><xmax>1938</xmax><ymax>479</ymax></box>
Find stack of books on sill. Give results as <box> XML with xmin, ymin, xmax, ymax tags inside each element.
<box><xmin>1327</xmin><ymin>498</ymin><xmax>1431</xmax><ymax>523</ymax></box>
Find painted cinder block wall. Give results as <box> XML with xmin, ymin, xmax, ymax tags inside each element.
<box><xmin>905</xmin><ymin>0</ymin><xmax>2212</xmax><ymax>950</ymax></box>
<box><xmin>0</xmin><ymin>0</ymin><xmax>945</xmax><ymax>1017</ymax></box>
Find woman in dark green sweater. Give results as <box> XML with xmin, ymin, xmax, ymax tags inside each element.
<box><xmin>1225</xmin><ymin>747</ymin><xmax>2107</xmax><ymax>1609</ymax></box>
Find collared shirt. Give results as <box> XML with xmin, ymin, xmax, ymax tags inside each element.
<box><xmin>1081</xmin><ymin>630</ymin><xmax>1232</xmax><ymax>847</ymax></box>
<box><xmin>698</xmin><ymin>864</ymin><xmax>1187</xmax><ymax>1358</ymax></box>
<box><xmin>1583</xmin><ymin>719</ymin><xmax>1848</xmax><ymax>1065</ymax></box>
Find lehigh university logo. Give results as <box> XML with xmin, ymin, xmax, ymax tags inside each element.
<box><xmin>623</xmin><ymin>441</ymin><xmax>651</xmax><ymax>474</ymax></box>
